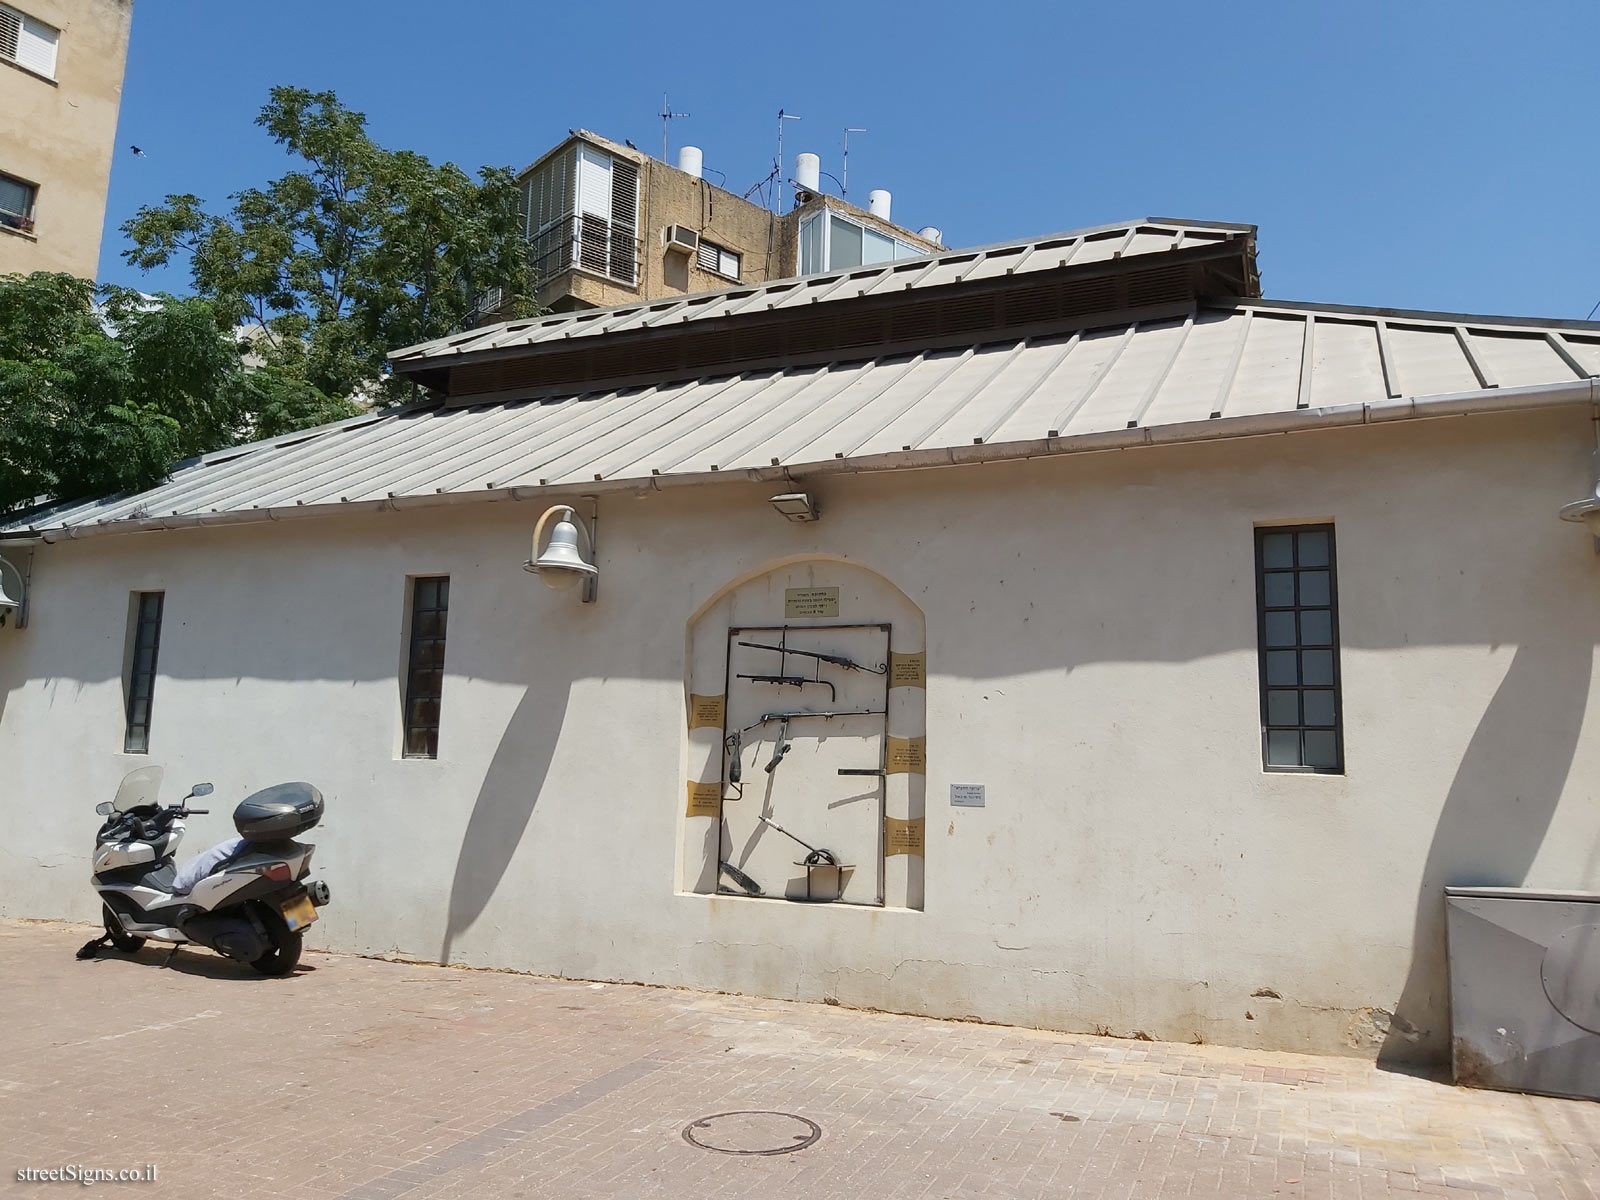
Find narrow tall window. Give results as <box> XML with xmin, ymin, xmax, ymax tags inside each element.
<box><xmin>1255</xmin><ymin>525</ymin><xmax>1343</xmax><ymax>773</ymax></box>
<box><xmin>402</xmin><ymin>577</ymin><xmax>449</xmax><ymax>758</ymax></box>
<box><xmin>124</xmin><ymin>592</ymin><xmax>164</xmax><ymax>754</ymax></box>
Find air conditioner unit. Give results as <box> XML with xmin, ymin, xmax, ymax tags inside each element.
<box><xmin>664</xmin><ymin>224</ymin><xmax>699</xmax><ymax>255</ymax></box>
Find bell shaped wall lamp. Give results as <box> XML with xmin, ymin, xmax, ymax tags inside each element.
<box><xmin>0</xmin><ymin>554</ymin><xmax>27</xmax><ymax>628</ymax></box>
<box><xmin>1560</xmin><ymin>449</ymin><xmax>1600</xmax><ymax>552</ymax></box>
<box><xmin>524</xmin><ymin>503</ymin><xmax>598</xmax><ymax>602</ymax></box>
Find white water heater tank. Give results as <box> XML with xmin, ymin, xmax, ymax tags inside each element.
<box><xmin>868</xmin><ymin>190</ymin><xmax>892</xmax><ymax>220</ymax></box>
<box><xmin>918</xmin><ymin>226</ymin><xmax>943</xmax><ymax>246</ymax></box>
<box><xmin>677</xmin><ymin>146</ymin><xmax>703</xmax><ymax>179</ymax></box>
<box><xmin>795</xmin><ymin>153</ymin><xmax>821</xmax><ymax>194</ymax></box>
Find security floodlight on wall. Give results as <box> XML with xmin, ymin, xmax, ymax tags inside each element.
<box><xmin>524</xmin><ymin>504</ymin><xmax>598</xmax><ymax>602</ymax></box>
<box><xmin>0</xmin><ymin>555</ymin><xmax>26</xmax><ymax>628</ymax></box>
<box><xmin>769</xmin><ymin>493</ymin><xmax>819</xmax><ymax>523</ymax></box>
<box><xmin>1559</xmin><ymin>449</ymin><xmax>1600</xmax><ymax>551</ymax></box>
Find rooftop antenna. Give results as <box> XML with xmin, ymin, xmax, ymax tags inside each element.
<box><xmin>775</xmin><ymin>108</ymin><xmax>802</xmax><ymax>212</ymax></box>
<box><xmin>842</xmin><ymin>128</ymin><xmax>867</xmax><ymax>198</ymax></box>
<box><xmin>659</xmin><ymin>93</ymin><xmax>690</xmax><ymax>162</ymax></box>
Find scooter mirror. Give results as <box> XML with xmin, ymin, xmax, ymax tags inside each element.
<box><xmin>94</xmin><ymin>802</ymin><xmax>114</xmax><ymax>816</ymax></box>
<box><xmin>191</xmin><ymin>783</ymin><xmax>214</xmax><ymax>797</ymax></box>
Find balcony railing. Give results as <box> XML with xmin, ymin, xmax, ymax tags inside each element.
<box><xmin>530</xmin><ymin>214</ymin><xmax>640</xmax><ymax>290</ymax></box>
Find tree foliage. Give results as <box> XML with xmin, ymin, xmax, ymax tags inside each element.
<box><xmin>122</xmin><ymin>86</ymin><xmax>535</xmax><ymax>403</ymax></box>
<box><xmin>0</xmin><ymin>272</ymin><xmax>359</xmax><ymax>513</ymax></box>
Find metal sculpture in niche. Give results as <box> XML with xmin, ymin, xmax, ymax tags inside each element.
<box><xmin>716</xmin><ymin>624</ymin><xmax>891</xmax><ymax>904</ymax></box>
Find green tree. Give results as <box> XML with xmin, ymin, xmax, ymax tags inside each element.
<box><xmin>0</xmin><ymin>272</ymin><xmax>358</xmax><ymax>513</ymax></box>
<box><xmin>122</xmin><ymin>86</ymin><xmax>535</xmax><ymax>403</ymax></box>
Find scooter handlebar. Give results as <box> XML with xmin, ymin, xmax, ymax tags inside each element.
<box><xmin>185</xmin><ymin>808</ymin><xmax>210</xmax><ymax>815</ymax></box>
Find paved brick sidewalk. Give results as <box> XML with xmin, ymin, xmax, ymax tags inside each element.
<box><xmin>2</xmin><ymin>919</ymin><xmax>1596</xmax><ymax>1199</ymax></box>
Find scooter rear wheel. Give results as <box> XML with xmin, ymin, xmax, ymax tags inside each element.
<box><xmin>249</xmin><ymin>904</ymin><xmax>302</xmax><ymax>976</ymax></box>
<box><xmin>102</xmin><ymin>904</ymin><xmax>146</xmax><ymax>953</ymax></box>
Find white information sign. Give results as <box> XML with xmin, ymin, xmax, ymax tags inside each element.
<box><xmin>950</xmin><ymin>783</ymin><xmax>986</xmax><ymax>808</ymax></box>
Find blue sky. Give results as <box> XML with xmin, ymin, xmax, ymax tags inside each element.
<box><xmin>100</xmin><ymin>0</ymin><xmax>1600</xmax><ymax>320</ymax></box>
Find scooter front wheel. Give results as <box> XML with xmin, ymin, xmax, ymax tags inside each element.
<box><xmin>102</xmin><ymin>904</ymin><xmax>145</xmax><ymax>953</ymax></box>
<box><xmin>249</xmin><ymin>904</ymin><xmax>302</xmax><ymax>976</ymax></box>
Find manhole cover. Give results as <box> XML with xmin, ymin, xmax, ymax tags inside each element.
<box><xmin>682</xmin><ymin>1110</ymin><xmax>822</xmax><ymax>1156</ymax></box>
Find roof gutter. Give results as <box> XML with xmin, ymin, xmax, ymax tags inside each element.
<box><xmin>5</xmin><ymin>377</ymin><xmax>1595</xmax><ymax>549</ymax></box>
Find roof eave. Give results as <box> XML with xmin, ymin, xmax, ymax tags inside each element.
<box><xmin>11</xmin><ymin>376</ymin><xmax>1591</xmax><ymax>546</ymax></box>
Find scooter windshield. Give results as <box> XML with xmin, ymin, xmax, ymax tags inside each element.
<box><xmin>111</xmin><ymin>766</ymin><xmax>164</xmax><ymax>811</ymax></box>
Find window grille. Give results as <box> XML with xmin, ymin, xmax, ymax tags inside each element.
<box><xmin>124</xmin><ymin>592</ymin><xmax>164</xmax><ymax>754</ymax></box>
<box><xmin>402</xmin><ymin>576</ymin><xmax>449</xmax><ymax>759</ymax></box>
<box><xmin>1255</xmin><ymin>525</ymin><xmax>1343</xmax><ymax>772</ymax></box>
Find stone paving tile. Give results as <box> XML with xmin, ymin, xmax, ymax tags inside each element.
<box><xmin>2</xmin><ymin>919</ymin><xmax>1598</xmax><ymax>1199</ymax></box>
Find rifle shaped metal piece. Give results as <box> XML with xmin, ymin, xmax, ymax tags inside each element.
<box><xmin>737</xmin><ymin>640</ymin><xmax>887</xmax><ymax>675</ymax></box>
<box><xmin>735</xmin><ymin>672</ymin><xmax>836</xmax><ymax>702</ymax></box>
<box><xmin>724</xmin><ymin>708</ymin><xmax>884</xmax><ymax>785</ymax></box>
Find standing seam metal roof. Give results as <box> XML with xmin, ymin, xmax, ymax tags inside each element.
<box><xmin>9</xmin><ymin>298</ymin><xmax>1599</xmax><ymax>538</ymax></box>
<box><xmin>388</xmin><ymin>218</ymin><xmax>1257</xmax><ymax>366</ymax></box>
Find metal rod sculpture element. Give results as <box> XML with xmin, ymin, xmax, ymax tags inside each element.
<box><xmin>718</xmin><ymin>860</ymin><xmax>762</xmax><ymax>896</ymax></box>
<box><xmin>736</xmin><ymin>673</ymin><xmax>837</xmax><ymax>702</ymax></box>
<box><xmin>737</xmin><ymin>641</ymin><xmax>887</xmax><ymax>674</ymax></box>
<box><xmin>764</xmin><ymin>717</ymin><xmax>792</xmax><ymax>774</ymax></box>
<box><xmin>756</xmin><ymin>813</ymin><xmax>839</xmax><ymax>868</ymax></box>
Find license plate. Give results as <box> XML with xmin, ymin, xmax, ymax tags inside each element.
<box><xmin>281</xmin><ymin>893</ymin><xmax>317</xmax><ymax>932</ymax></box>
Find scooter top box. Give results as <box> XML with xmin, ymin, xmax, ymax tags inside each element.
<box><xmin>234</xmin><ymin>782</ymin><xmax>324</xmax><ymax>841</ymax></box>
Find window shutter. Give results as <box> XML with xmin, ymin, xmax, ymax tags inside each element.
<box><xmin>576</xmin><ymin>145</ymin><xmax>613</xmax><ymax>218</ymax></box>
<box><xmin>696</xmin><ymin>240</ymin><xmax>718</xmax><ymax>272</ymax></box>
<box><xmin>16</xmin><ymin>13</ymin><xmax>56</xmax><ymax>76</ymax></box>
<box><xmin>0</xmin><ymin>7</ymin><xmax>21</xmax><ymax>61</ymax></box>
<box><xmin>0</xmin><ymin>174</ymin><xmax>32</xmax><ymax>218</ymax></box>
<box><xmin>608</xmin><ymin>158</ymin><xmax>638</xmax><ymax>285</ymax></box>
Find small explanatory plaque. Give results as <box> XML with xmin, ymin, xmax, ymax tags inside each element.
<box><xmin>950</xmin><ymin>783</ymin><xmax>986</xmax><ymax>808</ymax></box>
<box><xmin>784</xmin><ymin>587</ymin><xmax>840</xmax><ymax>619</ymax></box>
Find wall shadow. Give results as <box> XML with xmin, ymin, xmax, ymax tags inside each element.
<box><xmin>1378</xmin><ymin>643</ymin><xmax>1592</xmax><ymax>1067</ymax></box>
<box><xmin>438</xmin><ymin>681</ymin><xmax>569</xmax><ymax>964</ymax></box>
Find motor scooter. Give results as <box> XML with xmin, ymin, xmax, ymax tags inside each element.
<box><xmin>85</xmin><ymin>766</ymin><xmax>330</xmax><ymax>975</ymax></box>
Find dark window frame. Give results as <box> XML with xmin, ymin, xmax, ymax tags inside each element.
<box><xmin>123</xmin><ymin>591</ymin><xmax>164</xmax><ymax>754</ymax></box>
<box><xmin>0</xmin><ymin>169</ymin><xmax>37</xmax><ymax>233</ymax></box>
<box><xmin>1254</xmin><ymin>524</ymin><xmax>1344</xmax><ymax>774</ymax></box>
<box><xmin>402</xmin><ymin>576</ymin><xmax>449</xmax><ymax>759</ymax></box>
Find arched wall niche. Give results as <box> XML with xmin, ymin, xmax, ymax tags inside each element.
<box><xmin>682</xmin><ymin>555</ymin><xmax>926</xmax><ymax>910</ymax></box>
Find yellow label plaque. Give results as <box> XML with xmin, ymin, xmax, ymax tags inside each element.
<box><xmin>885</xmin><ymin>735</ymin><xmax>926</xmax><ymax>775</ymax></box>
<box><xmin>687</xmin><ymin>694</ymin><xmax>725</xmax><ymax>730</ymax></box>
<box><xmin>884</xmin><ymin>816</ymin><xmax>925</xmax><ymax>856</ymax></box>
<box><xmin>889</xmin><ymin>651</ymin><xmax>926</xmax><ymax>689</ymax></box>
<box><xmin>784</xmin><ymin>586</ymin><xmax>840</xmax><ymax>619</ymax></box>
<box><xmin>684</xmin><ymin>780</ymin><xmax>721</xmax><ymax>818</ymax></box>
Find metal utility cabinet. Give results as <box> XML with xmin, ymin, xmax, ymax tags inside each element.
<box><xmin>1445</xmin><ymin>887</ymin><xmax>1600</xmax><ymax>1100</ymax></box>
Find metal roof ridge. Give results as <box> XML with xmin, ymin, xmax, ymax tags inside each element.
<box><xmin>386</xmin><ymin>216</ymin><xmax>1257</xmax><ymax>362</ymax></box>
<box><xmin>1217</xmin><ymin>296</ymin><xmax>1600</xmax><ymax>334</ymax></box>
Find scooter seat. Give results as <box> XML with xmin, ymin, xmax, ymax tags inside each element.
<box><xmin>171</xmin><ymin>836</ymin><xmax>249</xmax><ymax>895</ymax></box>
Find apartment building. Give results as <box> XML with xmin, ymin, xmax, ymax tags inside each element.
<box><xmin>0</xmin><ymin>0</ymin><xmax>132</xmax><ymax>278</ymax></box>
<box><xmin>517</xmin><ymin>130</ymin><xmax>941</xmax><ymax>312</ymax></box>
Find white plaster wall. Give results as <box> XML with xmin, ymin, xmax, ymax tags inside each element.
<box><xmin>2</xmin><ymin>406</ymin><xmax>1598</xmax><ymax>1063</ymax></box>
